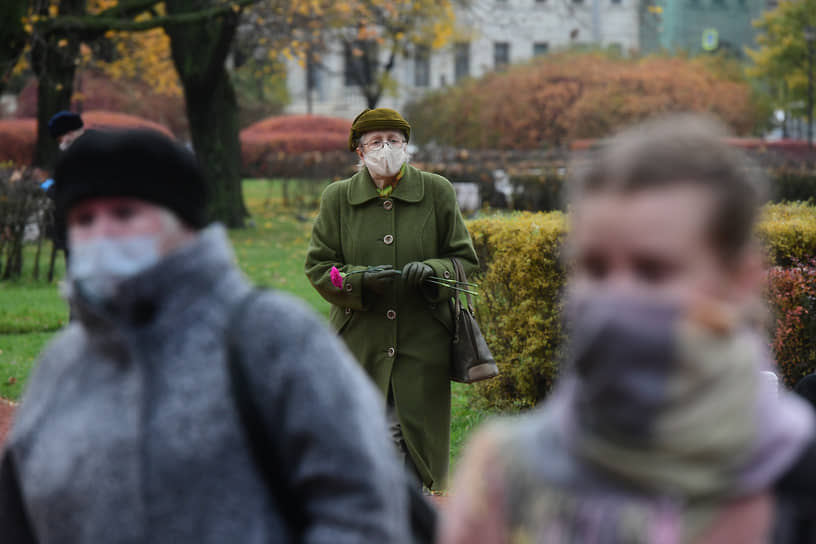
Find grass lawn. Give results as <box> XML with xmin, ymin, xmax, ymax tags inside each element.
<box><xmin>0</xmin><ymin>179</ymin><xmax>495</xmax><ymax>473</ymax></box>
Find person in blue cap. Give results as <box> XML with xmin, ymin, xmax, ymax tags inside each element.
<box><xmin>42</xmin><ymin>111</ymin><xmax>88</xmax><ymax>283</ymax></box>
<box><xmin>47</xmin><ymin>111</ymin><xmax>85</xmax><ymax>151</ymax></box>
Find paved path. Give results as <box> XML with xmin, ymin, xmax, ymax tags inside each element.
<box><xmin>0</xmin><ymin>399</ymin><xmax>15</xmax><ymax>448</ymax></box>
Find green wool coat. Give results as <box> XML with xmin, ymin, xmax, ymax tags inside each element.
<box><xmin>305</xmin><ymin>164</ymin><xmax>478</xmax><ymax>489</ymax></box>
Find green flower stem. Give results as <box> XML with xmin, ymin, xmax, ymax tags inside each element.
<box><xmin>424</xmin><ymin>279</ymin><xmax>479</xmax><ymax>296</ymax></box>
<box><xmin>344</xmin><ymin>267</ymin><xmax>402</xmax><ymax>277</ymax></box>
<box><xmin>428</xmin><ymin>276</ymin><xmax>479</xmax><ymax>287</ymax></box>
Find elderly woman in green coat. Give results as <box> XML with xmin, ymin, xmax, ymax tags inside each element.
<box><xmin>305</xmin><ymin>108</ymin><xmax>478</xmax><ymax>490</ymax></box>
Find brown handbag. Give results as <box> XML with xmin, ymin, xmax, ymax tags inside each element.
<box><xmin>449</xmin><ymin>257</ymin><xmax>499</xmax><ymax>383</ymax></box>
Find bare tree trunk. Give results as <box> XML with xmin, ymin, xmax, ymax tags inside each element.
<box><xmin>306</xmin><ymin>48</ymin><xmax>314</xmax><ymax>115</ymax></box>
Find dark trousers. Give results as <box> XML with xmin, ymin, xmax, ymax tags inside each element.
<box><xmin>386</xmin><ymin>391</ymin><xmax>423</xmax><ymax>489</ymax></box>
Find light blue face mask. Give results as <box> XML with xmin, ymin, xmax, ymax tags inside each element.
<box><xmin>68</xmin><ymin>236</ymin><xmax>162</xmax><ymax>304</ymax></box>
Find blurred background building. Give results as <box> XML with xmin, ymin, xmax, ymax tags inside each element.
<box><xmin>284</xmin><ymin>0</ymin><xmax>775</xmax><ymax>119</ymax></box>
<box><xmin>641</xmin><ymin>0</ymin><xmax>770</xmax><ymax>58</ymax></box>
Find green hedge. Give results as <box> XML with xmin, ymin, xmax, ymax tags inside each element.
<box><xmin>468</xmin><ymin>203</ymin><xmax>816</xmax><ymax>410</ymax></box>
<box><xmin>757</xmin><ymin>203</ymin><xmax>816</xmax><ymax>266</ymax></box>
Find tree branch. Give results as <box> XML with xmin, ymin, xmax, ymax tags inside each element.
<box><xmin>95</xmin><ymin>0</ymin><xmax>160</xmax><ymax>20</ymax></box>
<box><xmin>38</xmin><ymin>0</ymin><xmax>259</xmax><ymax>34</ymax></box>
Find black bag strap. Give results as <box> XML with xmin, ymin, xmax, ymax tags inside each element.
<box><xmin>225</xmin><ymin>289</ymin><xmax>307</xmax><ymax>539</ymax></box>
<box><xmin>450</xmin><ymin>257</ymin><xmax>474</xmax><ymax>314</ymax></box>
<box><xmin>450</xmin><ymin>258</ymin><xmax>461</xmax><ymax>342</ymax></box>
<box><xmin>227</xmin><ymin>289</ymin><xmax>437</xmax><ymax>543</ymax></box>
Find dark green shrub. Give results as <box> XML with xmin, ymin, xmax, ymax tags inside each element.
<box><xmin>770</xmin><ymin>167</ymin><xmax>816</xmax><ymax>203</ymax></box>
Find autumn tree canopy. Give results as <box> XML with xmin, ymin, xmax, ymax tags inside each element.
<box><xmin>746</xmin><ymin>0</ymin><xmax>816</xmax><ymax>125</ymax></box>
<box><xmin>16</xmin><ymin>0</ymin><xmax>465</xmax><ymax>223</ymax></box>
<box><xmin>20</xmin><ymin>0</ymin><xmax>258</xmax><ymax>226</ymax></box>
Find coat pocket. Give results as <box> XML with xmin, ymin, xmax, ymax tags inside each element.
<box><xmin>429</xmin><ymin>300</ymin><xmax>455</xmax><ymax>334</ymax></box>
<box><xmin>329</xmin><ymin>304</ymin><xmax>355</xmax><ymax>335</ymax></box>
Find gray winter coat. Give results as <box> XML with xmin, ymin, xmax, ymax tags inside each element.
<box><xmin>0</xmin><ymin>225</ymin><xmax>411</xmax><ymax>544</ymax></box>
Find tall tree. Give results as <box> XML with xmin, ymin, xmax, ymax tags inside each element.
<box><xmin>28</xmin><ymin>0</ymin><xmax>258</xmax><ymax>226</ymax></box>
<box><xmin>244</xmin><ymin>0</ymin><xmax>465</xmax><ymax>109</ymax></box>
<box><xmin>165</xmin><ymin>0</ymin><xmax>246</xmax><ymax>225</ymax></box>
<box><xmin>746</xmin><ymin>0</ymin><xmax>816</xmax><ymax>129</ymax></box>
<box><xmin>335</xmin><ymin>0</ymin><xmax>461</xmax><ymax>108</ymax></box>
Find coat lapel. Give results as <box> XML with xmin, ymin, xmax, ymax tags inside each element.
<box><xmin>391</xmin><ymin>165</ymin><xmax>424</xmax><ymax>203</ymax></box>
<box><xmin>347</xmin><ymin>169</ymin><xmax>380</xmax><ymax>205</ymax></box>
<box><xmin>346</xmin><ymin>165</ymin><xmax>424</xmax><ymax>205</ymax></box>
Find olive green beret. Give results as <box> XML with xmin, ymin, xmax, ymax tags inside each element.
<box><xmin>348</xmin><ymin>108</ymin><xmax>411</xmax><ymax>151</ymax></box>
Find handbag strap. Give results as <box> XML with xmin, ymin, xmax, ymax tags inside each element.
<box><xmin>450</xmin><ymin>258</ymin><xmax>462</xmax><ymax>342</ymax></box>
<box><xmin>226</xmin><ymin>289</ymin><xmax>307</xmax><ymax>538</ymax></box>
<box><xmin>451</xmin><ymin>257</ymin><xmax>475</xmax><ymax>314</ymax></box>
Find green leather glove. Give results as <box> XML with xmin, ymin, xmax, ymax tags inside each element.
<box><xmin>363</xmin><ymin>265</ymin><xmax>401</xmax><ymax>295</ymax></box>
<box><xmin>402</xmin><ymin>261</ymin><xmax>433</xmax><ymax>289</ymax></box>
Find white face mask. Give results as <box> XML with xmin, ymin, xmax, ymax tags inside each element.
<box><xmin>69</xmin><ymin>236</ymin><xmax>162</xmax><ymax>304</ymax></box>
<box><xmin>363</xmin><ymin>144</ymin><xmax>407</xmax><ymax>178</ymax></box>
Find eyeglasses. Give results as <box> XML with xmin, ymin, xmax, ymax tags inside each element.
<box><xmin>361</xmin><ymin>138</ymin><xmax>406</xmax><ymax>151</ymax></box>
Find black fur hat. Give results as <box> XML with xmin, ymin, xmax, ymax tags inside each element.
<box><xmin>53</xmin><ymin>129</ymin><xmax>209</xmax><ymax>229</ymax></box>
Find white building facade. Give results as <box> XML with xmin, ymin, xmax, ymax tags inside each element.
<box><xmin>284</xmin><ymin>0</ymin><xmax>643</xmax><ymax>119</ymax></box>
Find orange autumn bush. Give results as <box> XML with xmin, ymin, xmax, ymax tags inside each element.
<box><xmin>240</xmin><ymin>115</ymin><xmax>353</xmax><ymax>179</ymax></box>
<box><xmin>405</xmin><ymin>52</ymin><xmax>764</xmax><ymax>150</ymax></box>
<box><xmin>80</xmin><ymin>111</ymin><xmax>174</xmax><ymax>137</ymax></box>
<box><xmin>0</xmin><ymin>119</ymin><xmax>37</xmax><ymax>165</ymax></box>
<box><xmin>242</xmin><ymin>115</ymin><xmax>351</xmax><ymax>137</ymax></box>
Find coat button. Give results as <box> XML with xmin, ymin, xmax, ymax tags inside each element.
<box><xmin>386</xmin><ymin>309</ymin><xmax>397</xmax><ymax>320</ymax></box>
<box><xmin>344</xmin><ymin>307</ymin><xmax>352</xmax><ymax>315</ymax></box>
<box><xmin>383</xmin><ymin>234</ymin><xmax>394</xmax><ymax>245</ymax></box>
<box><xmin>443</xmin><ymin>270</ymin><xmax>451</xmax><ymax>279</ymax></box>
<box><xmin>386</xmin><ymin>346</ymin><xmax>396</xmax><ymax>358</ymax></box>
<box><xmin>383</xmin><ymin>200</ymin><xmax>393</xmax><ymax>211</ymax></box>
<box><xmin>345</xmin><ymin>283</ymin><xmax>353</xmax><ymax>293</ymax></box>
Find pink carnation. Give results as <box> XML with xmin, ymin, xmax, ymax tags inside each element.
<box><xmin>330</xmin><ymin>266</ymin><xmax>344</xmax><ymax>289</ymax></box>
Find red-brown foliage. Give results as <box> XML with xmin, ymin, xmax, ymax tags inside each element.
<box><xmin>81</xmin><ymin>110</ymin><xmax>174</xmax><ymax>137</ymax></box>
<box><xmin>405</xmin><ymin>52</ymin><xmax>765</xmax><ymax>150</ymax></box>
<box><xmin>243</xmin><ymin>114</ymin><xmax>351</xmax><ymax>136</ymax></box>
<box><xmin>765</xmin><ymin>262</ymin><xmax>816</xmax><ymax>387</ymax></box>
<box><xmin>0</xmin><ymin>119</ymin><xmax>36</xmax><ymax>165</ymax></box>
<box><xmin>0</xmin><ymin>112</ymin><xmax>173</xmax><ymax>166</ymax></box>
<box><xmin>240</xmin><ymin>115</ymin><xmax>353</xmax><ymax>178</ymax></box>
<box><xmin>14</xmin><ymin>70</ymin><xmax>188</xmax><ymax>136</ymax></box>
